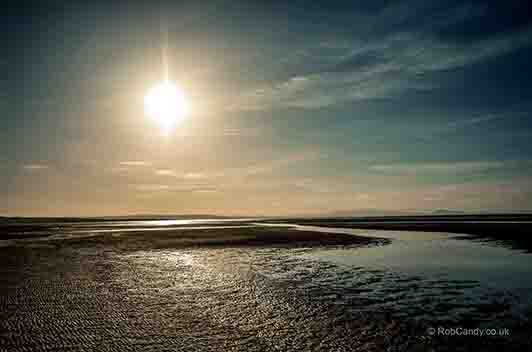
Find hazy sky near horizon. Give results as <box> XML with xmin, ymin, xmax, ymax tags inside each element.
<box><xmin>2</xmin><ymin>0</ymin><xmax>532</xmax><ymax>216</ymax></box>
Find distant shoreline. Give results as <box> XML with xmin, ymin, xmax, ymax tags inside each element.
<box><xmin>3</xmin><ymin>214</ymin><xmax>532</xmax><ymax>246</ymax></box>
<box><xmin>267</xmin><ymin>216</ymin><xmax>532</xmax><ymax>252</ymax></box>
<box><xmin>270</xmin><ymin>215</ymin><xmax>532</xmax><ymax>235</ymax></box>
<box><xmin>2</xmin><ymin>213</ymin><xmax>531</xmax><ymax>222</ymax></box>
<box><xmin>0</xmin><ymin>214</ymin><xmax>237</xmax><ymax>224</ymax></box>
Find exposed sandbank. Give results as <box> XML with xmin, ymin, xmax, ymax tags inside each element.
<box><xmin>0</xmin><ymin>225</ymin><xmax>387</xmax><ymax>249</ymax></box>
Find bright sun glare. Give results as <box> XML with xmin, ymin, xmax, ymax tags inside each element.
<box><xmin>145</xmin><ymin>81</ymin><xmax>187</xmax><ymax>132</ymax></box>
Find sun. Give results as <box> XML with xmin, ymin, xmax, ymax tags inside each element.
<box><xmin>145</xmin><ymin>81</ymin><xmax>187</xmax><ymax>132</ymax></box>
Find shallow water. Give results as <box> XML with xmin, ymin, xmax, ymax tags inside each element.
<box><xmin>285</xmin><ymin>225</ymin><xmax>532</xmax><ymax>323</ymax></box>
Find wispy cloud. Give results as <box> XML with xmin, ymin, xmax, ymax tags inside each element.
<box><xmin>134</xmin><ymin>184</ymin><xmax>170</xmax><ymax>192</ymax></box>
<box><xmin>240</xmin><ymin>151</ymin><xmax>324</xmax><ymax>176</ymax></box>
<box><xmin>191</xmin><ymin>189</ymin><xmax>219</xmax><ymax>194</ymax></box>
<box><xmin>369</xmin><ymin>160</ymin><xmax>508</xmax><ymax>174</ymax></box>
<box><xmin>231</xmin><ymin>11</ymin><xmax>532</xmax><ymax>110</ymax></box>
<box><xmin>291</xmin><ymin>178</ymin><xmax>338</xmax><ymax>194</ymax></box>
<box><xmin>111</xmin><ymin>161</ymin><xmax>152</xmax><ymax>173</ymax></box>
<box><xmin>183</xmin><ymin>172</ymin><xmax>208</xmax><ymax>180</ymax></box>
<box><xmin>438</xmin><ymin>110</ymin><xmax>530</xmax><ymax>134</ymax></box>
<box><xmin>176</xmin><ymin>150</ymin><xmax>324</xmax><ymax>182</ymax></box>
<box><xmin>220</xmin><ymin>127</ymin><xmax>261</xmax><ymax>137</ymax></box>
<box><xmin>22</xmin><ymin>164</ymin><xmax>49</xmax><ymax>171</ymax></box>
<box><xmin>155</xmin><ymin>169</ymin><xmax>178</xmax><ymax>177</ymax></box>
<box><xmin>416</xmin><ymin>179</ymin><xmax>532</xmax><ymax>210</ymax></box>
<box><xmin>443</xmin><ymin>114</ymin><xmax>506</xmax><ymax>131</ymax></box>
<box><xmin>119</xmin><ymin>161</ymin><xmax>150</xmax><ymax>167</ymax></box>
<box><xmin>150</xmin><ymin>152</ymin><xmax>318</xmax><ymax>182</ymax></box>
<box><xmin>355</xmin><ymin>193</ymin><xmax>375</xmax><ymax>201</ymax></box>
<box><xmin>133</xmin><ymin>183</ymin><xmax>218</xmax><ymax>194</ymax></box>
<box><xmin>155</xmin><ymin>170</ymin><xmax>217</xmax><ymax>181</ymax></box>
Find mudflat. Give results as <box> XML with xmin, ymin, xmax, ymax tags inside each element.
<box><xmin>1</xmin><ymin>221</ymin><xmax>530</xmax><ymax>351</ymax></box>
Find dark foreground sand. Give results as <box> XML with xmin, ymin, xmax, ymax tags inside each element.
<box><xmin>1</xmin><ymin>226</ymin><xmax>530</xmax><ymax>351</ymax></box>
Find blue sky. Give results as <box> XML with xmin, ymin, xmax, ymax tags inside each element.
<box><xmin>2</xmin><ymin>1</ymin><xmax>532</xmax><ymax>216</ymax></box>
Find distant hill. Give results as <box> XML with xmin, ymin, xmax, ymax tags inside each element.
<box><xmin>432</xmin><ymin>209</ymin><xmax>466</xmax><ymax>215</ymax></box>
<box><xmin>315</xmin><ymin>209</ymin><xmax>421</xmax><ymax>218</ymax></box>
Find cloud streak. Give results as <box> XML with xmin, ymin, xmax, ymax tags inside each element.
<box><xmin>133</xmin><ymin>183</ymin><xmax>218</xmax><ymax>194</ymax></box>
<box><xmin>368</xmin><ymin>160</ymin><xmax>520</xmax><ymax>174</ymax></box>
<box><xmin>232</xmin><ymin>4</ymin><xmax>532</xmax><ymax>111</ymax></box>
<box><xmin>119</xmin><ymin>161</ymin><xmax>150</xmax><ymax>167</ymax></box>
<box><xmin>22</xmin><ymin>164</ymin><xmax>49</xmax><ymax>171</ymax></box>
<box><xmin>155</xmin><ymin>169</ymin><xmax>178</xmax><ymax>177</ymax></box>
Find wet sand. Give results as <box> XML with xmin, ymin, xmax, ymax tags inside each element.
<box><xmin>1</xmin><ymin>224</ymin><xmax>530</xmax><ymax>351</ymax></box>
<box><xmin>0</xmin><ymin>225</ymin><xmax>386</xmax><ymax>248</ymax></box>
